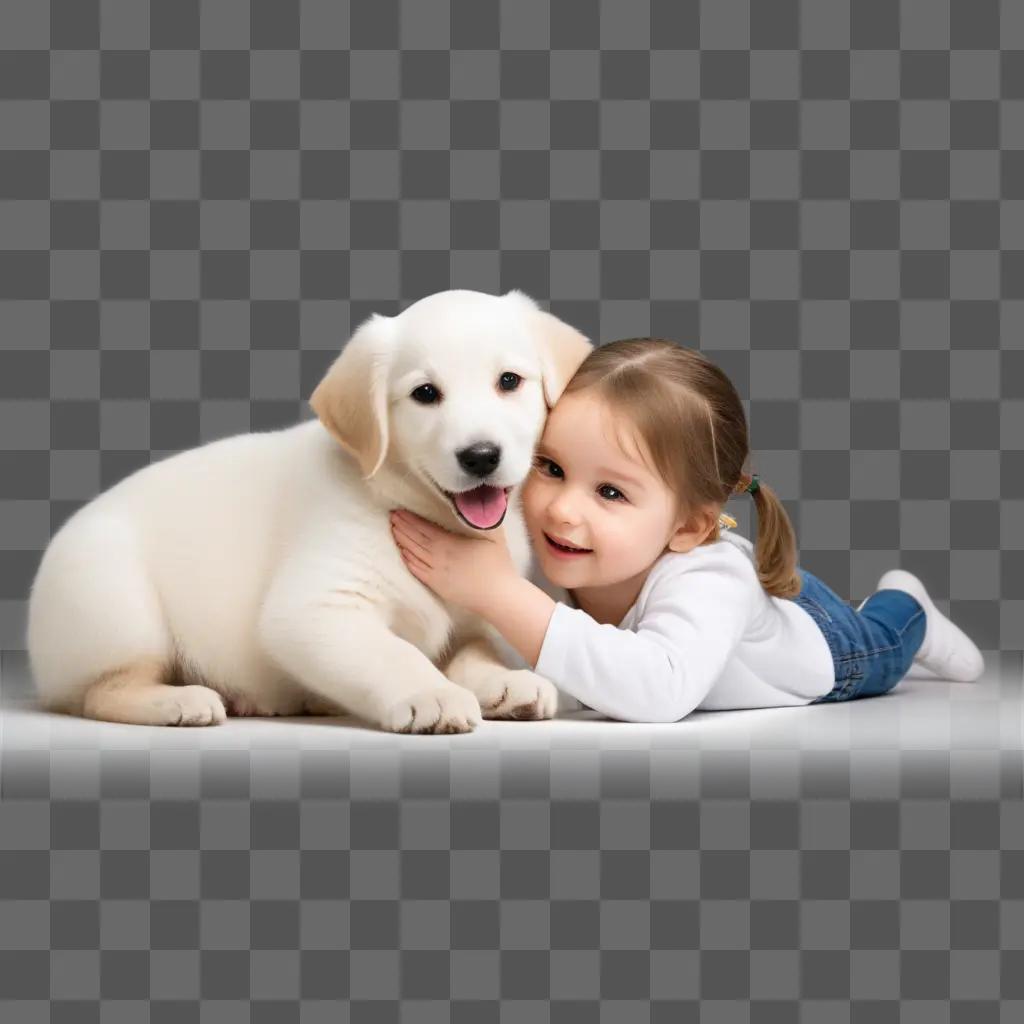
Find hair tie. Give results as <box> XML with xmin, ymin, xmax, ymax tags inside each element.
<box><xmin>721</xmin><ymin>474</ymin><xmax>758</xmax><ymax>528</ymax></box>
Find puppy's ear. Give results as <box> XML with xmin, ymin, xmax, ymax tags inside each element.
<box><xmin>531</xmin><ymin>309</ymin><xmax>593</xmax><ymax>409</ymax></box>
<box><xmin>309</xmin><ymin>313</ymin><xmax>395</xmax><ymax>479</ymax></box>
<box><xmin>502</xmin><ymin>289</ymin><xmax>540</xmax><ymax>314</ymax></box>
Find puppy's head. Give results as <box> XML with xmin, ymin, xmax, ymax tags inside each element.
<box><xmin>310</xmin><ymin>289</ymin><xmax>592</xmax><ymax>531</ymax></box>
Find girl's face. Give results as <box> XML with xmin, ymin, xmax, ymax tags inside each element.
<box><xmin>522</xmin><ymin>390</ymin><xmax>709</xmax><ymax>593</ymax></box>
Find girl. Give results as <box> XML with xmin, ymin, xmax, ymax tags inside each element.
<box><xmin>389</xmin><ymin>338</ymin><xmax>985</xmax><ymax>723</ymax></box>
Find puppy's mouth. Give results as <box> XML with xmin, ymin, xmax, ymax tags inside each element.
<box><xmin>442</xmin><ymin>484</ymin><xmax>512</xmax><ymax>531</ymax></box>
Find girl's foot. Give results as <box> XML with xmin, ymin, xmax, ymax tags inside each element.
<box><xmin>861</xmin><ymin>569</ymin><xmax>985</xmax><ymax>683</ymax></box>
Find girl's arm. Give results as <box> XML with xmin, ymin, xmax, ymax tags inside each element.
<box><xmin>526</xmin><ymin>563</ymin><xmax>754</xmax><ymax>723</ymax></box>
<box><xmin>389</xmin><ymin>508</ymin><xmax>556</xmax><ymax>666</ymax></box>
<box><xmin>474</xmin><ymin>575</ymin><xmax>558</xmax><ymax>669</ymax></box>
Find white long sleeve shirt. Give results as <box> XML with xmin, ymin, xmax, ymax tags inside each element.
<box><xmin>523</xmin><ymin>530</ymin><xmax>836</xmax><ymax>723</ymax></box>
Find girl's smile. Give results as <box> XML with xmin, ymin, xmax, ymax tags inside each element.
<box><xmin>543</xmin><ymin>532</ymin><xmax>593</xmax><ymax>558</ymax></box>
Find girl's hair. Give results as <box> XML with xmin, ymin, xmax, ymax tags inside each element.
<box><xmin>562</xmin><ymin>337</ymin><xmax>802</xmax><ymax>599</ymax></box>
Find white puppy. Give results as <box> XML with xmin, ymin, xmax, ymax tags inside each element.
<box><xmin>27</xmin><ymin>289</ymin><xmax>592</xmax><ymax>734</ymax></box>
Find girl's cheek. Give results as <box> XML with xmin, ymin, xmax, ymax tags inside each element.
<box><xmin>521</xmin><ymin>474</ymin><xmax>541</xmax><ymax>514</ymax></box>
<box><xmin>523</xmin><ymin>475</ymin><xmax>554</xmax><ymax>520</ymax></box>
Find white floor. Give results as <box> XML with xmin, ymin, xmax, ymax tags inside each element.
<box><xmin>2</xmin><ymin>654</ymin><xmax>1019</xmax><ymax>800</ymax></box>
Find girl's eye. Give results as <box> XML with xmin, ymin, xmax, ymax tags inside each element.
<box><xmin>533</xmin><ymin>457</ymin><xmax>626</xmax><ymax>502</ymax></box>
<box><xmin>499</xmin><ymin>372</ymin><xmax>521</xmax><ymax>392</ymax></box>
<box><xmin>411</xmin><ymin>383</ymin><xmax>440</xmax><ymax>404</ymax></box>
<box><xmin>533</xmin><ymin>455</ymin><xmax>562</xmax><ymax>477</ymax></box>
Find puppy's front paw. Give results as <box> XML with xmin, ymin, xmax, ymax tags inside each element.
<box><xmin>478</xmin><ymin>670</ymin><xmax>558</xmax><ymax>721</ymax></box>
<box><xmin>382</xmin><ymin>684</ymin><xmax>483</xmax><ymax>735</ymax></box>
<box><xmin>162</xmin><ymin>684</ymin><xmax>227</xmax><ymax>727</ymax></box>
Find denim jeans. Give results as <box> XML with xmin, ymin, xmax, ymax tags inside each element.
<box><xmin>790</xmin><ymin>568</ymin><xmax>927</xmax><ymax>704</ymax></box>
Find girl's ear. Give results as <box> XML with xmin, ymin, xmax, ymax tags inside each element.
<box><xmin>309</xmin><ymin>313</ymin><xmax>396</xmax><ymax>479</ymax></box>
<box><xmin>667</xmin><ymin>508</ymin><xmax>719</xmax><ymax>554</ymax></box>
<box><xmin>504</xmin><ymin>290</ymin><xmax>592</xmax><ymax>408</ymax></box>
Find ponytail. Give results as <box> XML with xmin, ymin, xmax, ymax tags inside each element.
<box><xmin>735</xmin><ymin>473</ymin><xmax>802</xmax><ymax>599</ymax></box>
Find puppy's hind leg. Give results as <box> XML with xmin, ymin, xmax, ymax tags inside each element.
<box><xmin>82</xmin><ymin>658</ymin><xmax>227</xmax><ymax>727</ymax></box>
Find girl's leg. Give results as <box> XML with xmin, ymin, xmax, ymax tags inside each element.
<box><xmin>794</xmin><ymin>569</ymin><xmax>927</xmax><ymax>704</ymax></box>
<box><xmin>869</xmin><ymin>569</ymin><xmax>985</xmax><ymax>682</ymax></box>
<box><xmin>852</xmin><ymin>589</ymin><xmax>928</xmax><ymax>696</ymax></box>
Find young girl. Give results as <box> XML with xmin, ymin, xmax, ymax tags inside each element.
<box><xmin>388</xmin><ymin>338</ymin><xmax>985</xmax><ymax>723</ymax></box>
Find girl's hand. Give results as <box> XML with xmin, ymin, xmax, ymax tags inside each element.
<box><xmin>389</xmin><ymin>508</ymin><xmax>519</xmax><ymax>615</ymax></box>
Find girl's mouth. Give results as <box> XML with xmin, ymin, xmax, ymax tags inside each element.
<box><xmin>543</xmin><ymin>533</ymin><xmax>592</xmax><ymax>559</ymax></box>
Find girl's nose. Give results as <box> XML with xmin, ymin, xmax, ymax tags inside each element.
<box><xmin>548</xmin><ymin>494</ymin><xmax>580</xmax><ymax>525</ymax></box>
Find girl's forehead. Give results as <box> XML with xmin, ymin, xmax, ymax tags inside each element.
<box><xmin>542</xmin><ymin>391</ymin><xmax>608</xmax><ymax>443</ymax></box>
<box><xmin>543</xmin><ymin>394</ymin><xmax>654</xmax><ymax>473</ymax></box>
<box><xmin>547</xmin><ymin>389</ymin><xmax>610</xmax><ymax>430</ymax></box>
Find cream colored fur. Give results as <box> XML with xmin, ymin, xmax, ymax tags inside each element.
<box><xmin>27</xmin><ymin>289</ymin><xmax>592</xmax><ymax>734</ymax></box>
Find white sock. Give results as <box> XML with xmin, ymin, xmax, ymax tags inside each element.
<box><xmin>859</xmin><ymin>569</ymin><xmax>985</xmax><ymax>683</ymax></box>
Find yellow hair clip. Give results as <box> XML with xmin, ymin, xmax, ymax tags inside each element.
<box><xmin>718</xmin><ymin>512</ymin><xmax>737</xmax><ymax>530</ymax></box>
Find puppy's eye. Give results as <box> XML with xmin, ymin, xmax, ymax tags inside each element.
<box><xmin>498</xmin><ymin>372</ymin><xmax>521</xmax><ymax>392</ymax></box>
<box><xmin>411</xmin><ymin>384</ymin><xmax>440</xmax><ymax>404</ymax></box>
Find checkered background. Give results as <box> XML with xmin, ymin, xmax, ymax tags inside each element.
<box><xmin>1</xmin><ymin>0</ymin><xmax>1022</xmax><ymax>1018</ymax></box>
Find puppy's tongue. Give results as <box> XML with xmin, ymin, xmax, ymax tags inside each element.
<box><xmin>453</xmin><ymin>485</ymin><xmax>508</xmax><ymax>529</ymax></box>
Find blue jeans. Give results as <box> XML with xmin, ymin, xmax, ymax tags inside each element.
<box><xmin>791</xmin><ymin>568</ymin><xmax>927</xmax><ymax>704</ymax></box>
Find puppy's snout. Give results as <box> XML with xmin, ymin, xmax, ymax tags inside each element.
<box><xmin>456</xmin><ymin>442</ymin><xmax>501</xmax><ymax>478</ymax></box>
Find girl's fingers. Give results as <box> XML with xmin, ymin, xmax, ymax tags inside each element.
<box><xmin>392</xmin><ymin>526</ymin><xmax>433</xmax><ymax>567</ymax></box>
<box><xmin>391</xmin><ymin>523</ymin><xmax>432</xmax><ymax>562</ymax></box>
<box><xmin>401</xmin><ymin>521</ymin><xmax>435</xmax><ymax>546</ymax></box>
<box><xmin>389</xmin><ymin>518</ymin><xmax>423</xmax><ymax>546</ymax></box>
<box><xmin>397</xmin><ymin>509</ymin><xmax>429</xmax><ymax>526</ymax></box>
<box><xmin>401</xmin><ymin>547</ymin><xmax>430</xmax><ymax>574</ymax></box>
<box><xmin>391</xmin><ymin>511</ymin><xmax>435</xmax><ymax>545</ymax></box>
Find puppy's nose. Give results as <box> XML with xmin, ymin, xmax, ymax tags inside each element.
<box><xmin>456</xmin><ymin>442</ymin><xmax>501</xmax><ymax>478</ymax></box>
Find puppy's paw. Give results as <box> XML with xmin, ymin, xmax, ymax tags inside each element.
<box><xmin>477</xmin><ymin>670</ymin><xmax>559</xmax><ymax>721</ymax></box>
<box><xmin>382</xmin><ymin>684</ymin><xmax>482</xmax><ymax>735</ymax></box>
<box><xmin>161</xmin><ymin>685</ymin><xmax>227</xmax><ymax>727</ymax></box>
